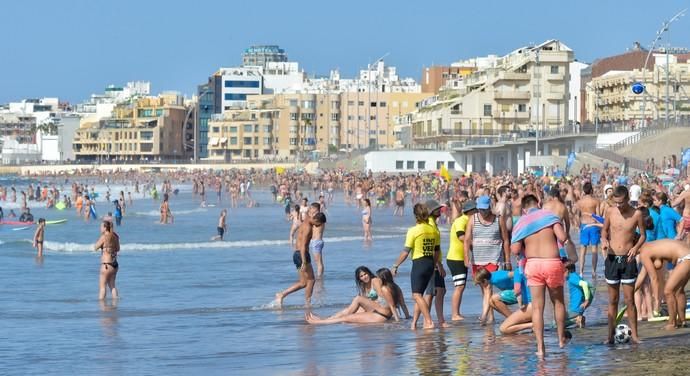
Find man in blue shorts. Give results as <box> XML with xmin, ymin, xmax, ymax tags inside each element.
<box><xmin>574</xmin><ymin>182</ymin><xmax>602</xmax><ymax>278</ymax></box>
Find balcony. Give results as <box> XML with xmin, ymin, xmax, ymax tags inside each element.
<box><xmin>496</xmin><ymin>72</ymin><xmax>530</xmax><ymax>81</ymax></box>
<box><xmin>493</xmin><ymin>110</ymin><xmax>529</xmax><ymax>119</ymax></box>
<box><xmin>494</xmin><ymin>91</ymin><xmax>531</xmax><ymax>100</ymax></box>
<box><xmin>546</xmin><ymin>72</ymin><xmax>565</xmax><ymax>81</ymax></box>
<box><xmin>545</xmin><ymin>92</ymin><xmax>566</xmax><ymax>101</ymax></box>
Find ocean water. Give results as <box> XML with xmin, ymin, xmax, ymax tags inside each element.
<box><xmin>1</xmin><ymin>179</ymin><xmax>689</xmax><ymax>375</ymax></box>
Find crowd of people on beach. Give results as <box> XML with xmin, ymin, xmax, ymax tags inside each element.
<box><xmin>3</xmin><ymin>162</ymin><xmax>690</xmax><ymax>357</ymax></box>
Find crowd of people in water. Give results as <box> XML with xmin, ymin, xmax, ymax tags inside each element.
<box><xmin>2</xmin><ymin>162</ymin><xmax>690</xmax><ymax>357</ymax></box>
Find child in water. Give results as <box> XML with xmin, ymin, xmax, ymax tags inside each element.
<box><xmin>565</xmin><ymin>263</ymin><xmax>594</xmax><ymax>328</ymax></box>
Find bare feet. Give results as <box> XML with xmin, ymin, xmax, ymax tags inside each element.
<box><xmin>664</xmin><ymin>323</ymin><xmax>677</xmax><ymax>331</ymax></box>
<box><xmin>559</xmin><ymin>330</ymin><xmax>572</xmax><ymax>348</ymax></box>
<box><xmin>451</xmin><ymin>315</ymin><xmax>465</xmax><ymax>321</ymax></box>
<box><xmin>631</xmin><ymin>336</ymin><xmax>642</xmax><ymax>344</ymax></box>
<box><xmin>423</xmin><ymin>321</ymin><xmax>435</xmax><ymax>330</ymax></box>
<box><xmin>275</xmin><ymin>292</ymin><xmax>284</xmax><ymax>308</ymax></box>
<box><xmin>439</xmin><ymin>321</ymin><xmax>451</xmax><ymax>328</ymax></box>
<box><xmin>535</xmin><ymin>351</ymin><xmax>544</xmax><ymax>359</ymax></box>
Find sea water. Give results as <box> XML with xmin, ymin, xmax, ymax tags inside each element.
<box><xmin>1</xmin><ymin>178</ymin><xmax>689</xmax><ymax>375</ymax></box>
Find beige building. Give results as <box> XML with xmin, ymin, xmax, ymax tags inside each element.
<box><xmin>587</xmin><ymin>55</ymin><xmax>690</xmax><ymax>126</ymax></box>
<box><xmin>73</xmin><ymin>93</ymin><xmax>192</xmax><ymax>161</ymax></box>
<box><xmin>411</xmin><ymin>40</ymin><xmax>574</xmax><ymax>149</ymax></box>
<box><xmin>206</xmin><ymin>92</ymin><xmax>432</xmax><ymax>160</ymax></box>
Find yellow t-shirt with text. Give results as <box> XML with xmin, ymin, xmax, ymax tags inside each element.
<box><xmin>405</xmin><ymin>222</ymin><xmax>440</xmax><ymax>260</ymax></box>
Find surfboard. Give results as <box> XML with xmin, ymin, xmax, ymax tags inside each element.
<box><xmin>55</xmin><ymin>202</ymin><xmax>66</xmax><ymax>210</ymax></box>
<box><xmin>45</xmin><ymin>219</ymin><xmax>68</xmax><ymax>225</ymax></box>
<box><xmin>647</xmin><ymin>310</ymin><xmax>690</xmax><ymax>322</ymax></box>
<box><xmin>90</xmin><ymin>206</ymin><xmax>97</xmax><ymax>220</ymax></box>
<box><xmin>12</xmin><ymin>226</ymin><xmax>32</xmax><ymax>231</ymax></box>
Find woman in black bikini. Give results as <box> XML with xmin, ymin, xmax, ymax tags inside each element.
<box><xmin>94</xmin><ymin>220</ymin><xmax>120</xmax><ymax>300</ymax></box>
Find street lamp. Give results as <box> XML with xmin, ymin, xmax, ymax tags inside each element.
<box><xmin>640</xmin><ymin>8</ymin><xmax>686</xmax><ymax>128</ymax></box>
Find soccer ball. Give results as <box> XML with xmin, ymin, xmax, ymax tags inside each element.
<box><xmin>615</xmin><ymin>324</ymin><xmax>632</xmax><ymax>344</ymax></box>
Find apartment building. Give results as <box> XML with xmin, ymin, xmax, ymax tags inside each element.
<box><xmin>587</xmin><ymin>54</ymin><xmax>690</xmax><ymax>126</ymax></box>
<box><xmin>242</xmin><ymin>45</ymin><xmax>288</xmax><ymax>67</ymax></box>
<box><xmin>73</xmin><ymin>93</ymin><xmax>191</xmax><ymax>161</ymax></box>
<box><xmin>411</xmin><ymin>40</ymin><xmax>574</xmax><ymax>149</ymax></box>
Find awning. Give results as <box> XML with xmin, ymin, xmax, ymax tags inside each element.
<box><xmin>209</xmin><ymin>137</ymin><xmax>219</xmax><ymax>146</ymax></box>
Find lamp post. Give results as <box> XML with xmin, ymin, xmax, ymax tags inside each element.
<box><xmin>640</xmin><ymin>8</ymin><xmax>686</xmax><ymax>128</ymax></box>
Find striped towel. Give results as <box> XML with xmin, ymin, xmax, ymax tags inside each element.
<box><xmin>511</xmin><ymin>208</ymin><xmax>561</xmax><ymax>244</ymax></box>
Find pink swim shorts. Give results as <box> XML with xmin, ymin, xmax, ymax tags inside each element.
<box><xmin>524</xmin><ymin>258</ymin><xmax>565</xmax><ymax>288</ymax></box>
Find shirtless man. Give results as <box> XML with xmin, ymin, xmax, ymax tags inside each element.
<box><xmin>671</xmin><ymin>187</ymin><xmax>690</xmax><ymax>245</ymax></box>
<box><xmin>511</xmin><ymin>194</ymin><xmax>570</xmax><ymax>358</ymax></box>
<box><xmin>601</xmin><ymin>186</ymin><xmax>645</xmax><ymax>344</ymax></box>
<box><xmin>212</xmin><ymin>209</ymin><xmax>227</xmax><ymax>241</ymax></box>
<box><xmin>543</xmin><ymin>186</ymin><xmax>578</xmax><ymax>264</ymax></box>
<box><xmin>510</xmin><ymin>186</ymin><xmax>524</xmax><ymax>228</ymax></box>
<box><xmin>639</xmin><ymin>240</ymin><xmax>690</xmax><ymax>329</ymax></box>
<box><xmin>309</xmin><ymin>203</ymin><xmax>327</xmax><ymax>278</ymax></box>
<box><xmin>494</xmin><ymin>185</ymin><xmax>513</xmax><ymax>232</ymax></box>
<box><xmin>573</xmin><ymin>182</ymin><xmax>601</xmax><ymax>277</ymax></box>
<box><xmin>276</xmin><ymin>206</ymin><xmax>320</xmax><ymax>307</ymax></box>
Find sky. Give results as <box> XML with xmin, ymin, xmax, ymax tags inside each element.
<box><xmin>1</xmin><ymin>0</ymin><xmax>689</xmax><ymax>103</ymax></box>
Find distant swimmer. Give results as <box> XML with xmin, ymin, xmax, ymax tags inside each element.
<box><xmin>160</xmin><ymin>193</ymin><xmax>173</xmax><ymax>224</ymax></box>
<box><xmin>33</xmin><ymin>218</ymin><xmax>45</xmax><ymax>258</ymax></box>
<box><xmin>212</xmin><ymin>209</ymin><xmax>227</xmax><ymax>241</ymax></box>
<box><xmin>94</xmin><ymin>220</ymin><xmax>120</xmax><ymax>300</ymax></box>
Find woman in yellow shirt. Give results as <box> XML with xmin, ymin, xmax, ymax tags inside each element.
<box><xmin>447</xmin><ymin>200</ymin><xmax>477</xmax><ymax>321</ymax></box>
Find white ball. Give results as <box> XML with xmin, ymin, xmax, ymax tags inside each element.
<box><xmin>615</xmin><ymin>324</ymin><xmax>632</xmax><ymax>344</ymax></box>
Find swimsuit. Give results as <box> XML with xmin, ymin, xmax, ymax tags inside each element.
<box><xmin>102</xmin><ymin>260</ymin><xmax>119</xmax><ymax>270</ymax></box>
<box><xmin>309</xmin><ymin>239</ymin><xmax>324</xmax><ymax>254</ymax></box>
<box><xmin>292</xmin><ymin>251</ymin><xmax>311</xmax><ymax>269</ymax></box>
<box><xmin>373</xmin><ymin>309</ymin><xmax>393</xmax><ymax>320</ymax></box>
<box><xmin>524</xmin><ymin>258</ymin><xmax>565</xmax><ymax>288</ymax></box>
<box><xmin>604</xmin><ymin>254</ymin><xmax>637</xmax><ymax>285</ymax></box>
<box><xmin>366</xmin><ymin>289</ymin><xmax>378</xmax><ymax>301</ymax></box>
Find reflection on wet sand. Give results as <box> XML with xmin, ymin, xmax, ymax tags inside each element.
<box><xmin>99</xmin><ymin>299</ymin><xmax>119</xmax><ymax>338</ymax></box>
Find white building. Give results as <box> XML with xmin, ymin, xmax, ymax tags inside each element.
<box><xmin>217</xmin><ymin>67</ymin><xmax>264</xmax><ymax>110</ymax></box>
<box><xmin>261</xmin><ymin>62</ymin><xmax>307</xmax><ymax>94</ymax></box>
<box><xmin>0</xmin><ymin>137</ymin><xmax>41</xmax><ymax>165</ymax></box>
<box><xmin>569</xmin><ymin>61</ymin><xmax>589</xmax><ymax>124</ymax></box>
<box><xmin>364</xmin><ymin>150</ymin><xmax>465</xmax><ymax>173</ymax></box>
<box><xmin>303</xmin><ymin>60</ymin><xmax>422</xmax><ymax>94</ymax></box>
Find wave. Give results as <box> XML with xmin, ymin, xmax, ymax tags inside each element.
<box><xmin>42</xmin><ymin>234</ymin><xmax>397</xmax><ymax>253</ymax></box>
<box><xmin>133</xmin><ymin>207</ymin><xmax>208</xmax><ymax>216</ymax></box>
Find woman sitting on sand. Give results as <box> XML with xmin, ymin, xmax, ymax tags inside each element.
<box><xmin>306</xmin><ymin>268</ymin><xmax>410</xmax><ymax>324</ymax></box>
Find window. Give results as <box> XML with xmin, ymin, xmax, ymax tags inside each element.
<box><xmin>212</xmin><ymin>127</ymin><xmax>220</xmax><ymax>133</ymax></box>
<box><xmin>140</xmin><ymin>131</ymin><xmax>153</xmax><ymax>140</ymax></box>
<box><xmin>289</xmin><ymin>138</ymin><xmax>297</xmax><ymax>145</ymax></box>
<box><xmin>347</xmin><ymin>115</ymin><xmax>354</xmax><ymax>120</ymax></box>
<box><xmin>243</xmin><ymin>124</ymin><xmax>253</xmax><ymax>132</ymax></box>
<box><xmin>370</xmin><ymin>115</ymin><xmax>376</xmax><ymax>120</ymax></box>
<box><xmin>407</xmin><ymin>161</ymin><xmax>414</xmax><ymax>169</ymax></box>
<box><xmin>447</xmin><ymin>161</ymin><xmax>455</xmax><ymax>170</ymax></box>
<box><xmin>224</xmin><ymin>93</ymin><xmax>247</xmax><ymax>101</ymax></box>
<box><xmin>358</xmin><ymin>101</ymin><xmax>364</xmax><ymax>106</ymax></box>
<box><xmin>436</xmin><ymin>161</ymin><xmax>444</xmax><ymax>169</ymax></box>
<box><xmin>230</xmin><ymin>126</ymin><xmax>237</xmax><ymax>132</ymax></box>
<box><xmin>290</xmin><ymin>113</ymin><xmax>298</xmax><ymax>121</ymax></box>
<box><xmin>301</xmin><ymin>113</ymin><xmax>315</xmax><ymax>120</ymax></box>
<box><xmin>379</xmin><ymin>101</ymin><xmax>386</xmax><ymax>107</ymax></box>
<box><xmin>230</xmin><ymin>137</ymin><xmax>237</xmax><ymax>145</ymax></box>
<box><xmin>518</xmin><ymin>104</ymin><xmax>527</xmax><ymax>112</ymax></box>
<box><xmin>330</xmin><ymin>113</ymin><xmax>340</xmax><ymax>121</ymax></box>
<box><xmin>263</xmin><ymin>137</ymin><xmax>271</xmax><ymax>145</ymax></box>
<box><xmin>289</xmin><ymin>99</ymin><xmax>298</xmax><ymax>106</ymax></box>
<box><xmin>417</xmin><ymin>161</ymin><xmax>426</xmax><ymax>170</ymax></box>
<box><xmin>396</xmin><ymin>160</ymin><xmax>404</xmax><ymax>170</ymax></box>
<box><xmin>254</xmin><ymin>124</ymin><xmax>259</xmax><ymax>132</ymax></box>
<box><xmin>370</xmin><ymin>102</ymin><xmax>377</xmax><ymax>107</ymax></box>
<box><xmin>243</xmin><ymin>137</ymin><xmax>252</xmax><ymax>145</ymax></box>
<box><xmin>224</xmin><ymin>80</ymin><xmax>260</xmax><ymax>88</ymax></box>
<box><xmin>550</xmin><ymin>65</ymin><xmax>559</xmax><ymax>74</ymax></box>
<box><xmin>379</xmin><ymin>130</ymin><xmax>385</xmax><ymax>135</ymax></box>
<box><xmin>302</xmin><ymin>100</ymin><xmax>315</xmax><ymax>108</ymax></box>
<box><xmin>347</xmin><ymin>100</ymin><xmax>354</xmax><ymax>106</ymax></box>
<box><xmin>140</xmin><ymin>143</ymin><xmax>153</xmax><ymax>152</ymax></box>
<box><xmin>483</xmin><ymin>104</ymin><xmax>492</xmax><ymax>116</ymax></box>
<box><xmin>263</xmin><ymin>125</ymin><xmax>272</xmax><ymax>133</ymax></box>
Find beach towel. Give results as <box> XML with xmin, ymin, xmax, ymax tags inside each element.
<box><xmin>511</xmin><ymin>208</ymin><xmax>561</xmax><ymax>244</ymax></box>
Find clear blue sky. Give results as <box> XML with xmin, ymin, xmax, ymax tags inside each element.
<box><xmin>1</xmin><ymin>0</ymin><xmax>689</xmax><ymax>103</ymax></box>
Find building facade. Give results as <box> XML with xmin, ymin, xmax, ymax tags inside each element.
<box><xmin>73</xmin><ymin>94</ymin><xmax>191</xmax><ymax>162</ymax></box>
<box><xmin>411</xmin><ymin>40</ymin><xmax>574</xmax><ymax>150</ymax></box>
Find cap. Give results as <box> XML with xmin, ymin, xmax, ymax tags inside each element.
<box><xmin>424</xmin><ymin>199</ymin><xmax>445</xmax><ymax>213</ymax></box>
<box><xmin>477</xmin><ymin>195</ymin><xmax>491</xmax><ymax>210</ymax></box>
<box><xmin>462</xmin><ymin>200</ymin><xmax>477</xmax><ymax>212</ymax></box>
